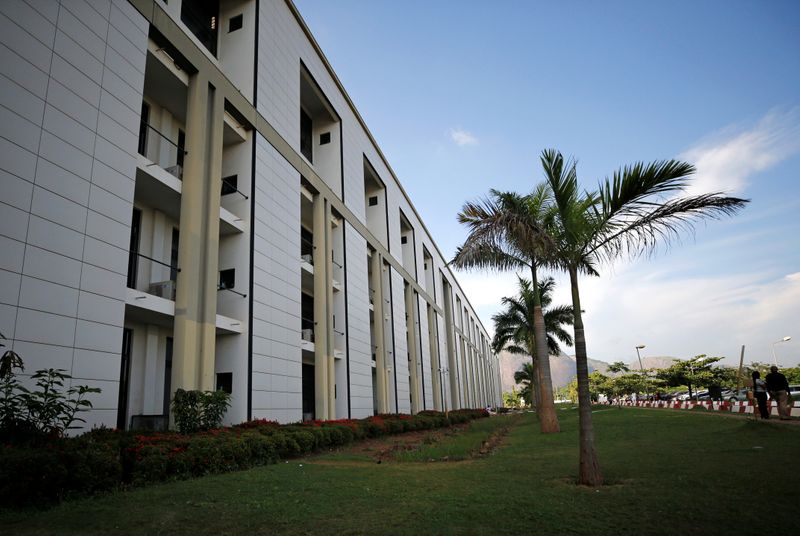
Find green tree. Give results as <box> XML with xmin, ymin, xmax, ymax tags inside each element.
<box><xmin>782</xmin><ymin>367</ymin><xmax>800</xmax><ymax>384</ymax></box>
<box><xmin>503</xmin><ymin>388</ymin><xmax>522</xmax><ymax>408</ymax></box>
<box><xmin>542</xmin><ymin>149</ymin><xmax>748</xmax><ymax>486</ymax></box>
<box><xmin>453</xmin><ymin>186</ymin><xmax>561</xmax><ymax>433</ymax></box>
<box><xmin>492</xmin><ymin>276</ymin><xmax>573</xmax><ymax>411</ymax></box>
<box><xmin>657</xmin><ymin>355</ymin><xmax>730</xmax><ymax>397</ymax></box>
<box><xmin>513</xmin><ymin>362</ymin><xmax>535</xmax><ymax>407</ymax></box>
<box><xmin>565</xmin><ymin>372</ymin><xmax>608</xmax><ymax>403</ymax></box>
<box><xmin>606</xmin><ymin>361</ymin><xmax>630</xmax><ymax>375</ymax></box>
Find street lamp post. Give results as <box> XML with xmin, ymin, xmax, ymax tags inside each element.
<box><xmin>771</xmin><ymin>336</ymin><xmax>792</xmax><ymax>366</ymax></box>
<box><xmin>635</xmin><ymin>345</ymin><xmax>646</xmax><ymax>401</ymax></box>
<box><xmin>635</xmin><ymin>345</ymin><xmax>646</xmax><ymax>372</ymax></box>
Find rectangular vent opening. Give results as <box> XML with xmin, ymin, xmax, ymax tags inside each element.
<box><xmin>229</xmin><ymin>14</ymin><xmax>243</xmax><ymax>32</ymax></box>
<box><xmin>219</xmin><ymin>268</ymin><xmax>235</xmax><ymax>290</ymax></box>
<box><xmin>368</xmin><ymin>196</ymin><xmax>378</xmax><ymax>206</ymax></box>
<box><xmin>221</xmin><ymin>174</ymin><xmax>238</xmax><ymax>195</ymax></box>
<box><xmin>216</xmin><ymin>372</ymin><xmax>233</xmax><ymax>394</ymax></box>
<box><xmin>401</xmin><ymin>236</ymin><xmax>408</xmax><ymax>244</ymax></box>
<box><xmin>319</xmin><ymin>132</ymin><xmax>331</xmax><ymax>145</ymax></box>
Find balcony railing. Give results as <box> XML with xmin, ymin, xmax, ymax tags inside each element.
<box><xmin>138</xmin><ymin>120</ymin><xmax>187</xmax><ymax>180</ymax></box>
<box><xmin>300</xmin><ymin>236</ymin><xmax>313</xmax><ymax>265</ymax></box>
<box><xmin>127</xmin><ymin>252</ymin><xmax>180</xmax><ymax>300</ymax></box>
<box><xmin>221</xmin><ymin>177</ymin><xmax>248</xmax><ymax>200</ymax></box>
<box><xmin>301</xmin><ymin>318</ymin><xmax>314</xmax><ymax>343</ymax></box>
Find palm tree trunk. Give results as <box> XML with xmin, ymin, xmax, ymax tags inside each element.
<box><xmin>531</xmin><ymin>263</ymin><xmax>559</xmax><ymax>433</ymax></box>
<box><xmin>525</xmin><ymin>341</ymin><xmax>541</xmax><ymax>416</ymax></box>
<box><xmin>569</xmin><ymin>266</ymin><xmax>602</xmax><ymax>486</ymax></box>
<box><xmin>533</xmin><ymin>356</ymin><xmax>542</xmax><ymax>411</ymax></box>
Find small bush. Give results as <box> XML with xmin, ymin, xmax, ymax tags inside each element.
<box><xmin>172</xmin><ymin>389</ymin><xmax>231</xmax><ymax>434</ymax></box>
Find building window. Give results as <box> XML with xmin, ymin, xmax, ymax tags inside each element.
<box><xmin>127</xmin><ymin>209</ymin><xmax>142</xmax><ymax>289</ymax></box>
<box><xmin>228</xmin><ymin>14</ymin><xmax>243</xmax><ymax>33</ymax></box>
<box><xmin>221</xmin><ymin>174</ymin><xmax>238</xmax><ymax>195</ymax></box>
<box><xmin>170</xmin><ymin>228</ymin><xmax>179</xmax><ymax>282</ymax></box>
<box><xmin>176</xmin><ymin>129</ymin><xmax>185</xmax><ymax>169</ymax></box>
<box><xmin>181</xmin><ymin>0</ymin><xmax>219</xmax><ymax>56</ymax></box>
<box><xmin>216</xmin><ymin>372</ymin><xmax>233</xmax><ymax>394</ymax></box>
<box><xmin>300</xmin><ymin>108</ymin><xmax>313</xmax><ymax>162</ymax></box>
<box><xmin>138</xmin><ymin>102</ymin><xmax>150</xmax><ymax>157</ymax></box>
<box><xmin>219</xmin><ymin>268</ymin><xmax>235</xmax><ymax>290</ymax></box>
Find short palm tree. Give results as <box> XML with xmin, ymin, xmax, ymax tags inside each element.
<box><xmin>541</xmin><ymin>148</ymin><xmax>748</xmax><ymax>486</ymax></box>
<box><xmin>493</xmin><ymin>276</ymin><xmax>573</xmax><ymax>410</ymax></box>
<box><xmin>452</xmin><ymin>186</ymin><xmax>561</xmax><ymax>433</ymax></box>
<box><xmin>513</xmin><ymin>362</ymin><xmax>535</xmax><ymax>407</ymax></box>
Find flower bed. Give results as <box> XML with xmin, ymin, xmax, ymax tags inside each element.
<box><xmin>1</xmin><ymin>409</ymin><xmax>488</xmax><ymax>507</ymax></box>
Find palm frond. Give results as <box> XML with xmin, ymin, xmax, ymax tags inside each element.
<box><xmin>597</xmin><ymin>160</ymin><xmax>696</xmax><ymax>220</ymax></box>
<box><xmin>592</xmin><ymin>192</ymin><xmax>749</xmax><ymax>260</ymax></box>
<box><xmin>451</xmin><ymin>242</ymin><xmax>529</xmax><ymax>272</ymax></box>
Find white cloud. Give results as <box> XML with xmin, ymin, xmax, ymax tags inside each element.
<box><xmin>449</xmin><ymin>127</ymin><xmax>478</xmax><ymax>147</ymax></box>
<box><xmin>680</xmin><ymin>107</ymin><xmax>800</xmax><ymax>195</ymax></box>
<box><xmin>458</xmin><ymin>262</ymin><xmax>800</xmax><ymax>369</ymax></box>
<box><xmin>574</xmin><ymin>266</ymin><xmax>800</xmax><ymax>367</ymax></box>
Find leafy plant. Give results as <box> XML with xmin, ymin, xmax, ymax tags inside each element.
<box><xmin>0</xmin><ymin>332</ymin><xmax>25</xmax><ymax>433</ymax></box>
<box><xmin>17</xmin><ymin>369</ymin><xmax>100</xmax><ymax>436</ymax></box>
<box><xmin>0</xmin><ymin>333</ymin><xmax>99</xmax><ymax>439</ymax></box>
<box><xmin>172</xmin><ymin>388</ymin><xmax>231</xmax><ymax>434</ymax></box>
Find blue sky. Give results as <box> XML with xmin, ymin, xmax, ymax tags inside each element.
<box><xmin>295</xmin><ymin>0</ymin><xmax>800</xmax><ymax>367</ymax></box>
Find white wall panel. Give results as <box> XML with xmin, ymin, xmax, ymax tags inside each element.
<box><xmin>0</xmin><ymin>0</ymin><xmax>147</xmax><ymax>432</ymax></box>
<box><xmin>251</xmin><ymin>133</ymin><xmax>302</xmax><ymax>423</ymax></box>
<box><xmin>344</xmin><ymin>222</ymin><xmax>372</xmax><ymax>418</ymax></box>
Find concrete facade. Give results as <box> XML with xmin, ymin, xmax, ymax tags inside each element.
<box><xmin>0</xmin><ymin>0</ymin><xmax>502</xmax><ymax>431</ymax></box>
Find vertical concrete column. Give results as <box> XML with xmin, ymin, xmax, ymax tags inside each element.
<box><xmin>404</xmin><ymin>283</ymin><xmax>420</xmax><ymax>413</ymax></box>
<box><xmin>143</xmin><ymin>326</ymin><xmax>160</xmax><ymax>414</ymax></box>
<box><xmin>382</xmin><ymin>262</ymin><xmax>394</xmax><ymax>412</ymax></box>
<box><xmin>173</xmin><ymin>74</ymin><xmax>215</xmax><ymax>395</ymax></box>
<box><xmin>478</xmin><ymin>351</ymin><xmax>485</xmax><ymax>406</ymax></box>
<box><xmin>157</xmin><ymin>110</ymin><xmax>174</xmax><ymax>168</ymax></box>
<box><xmin>427</xmin><ymin>305</ymin><xmax>441</xmax><ymax>411</ymax></box>
<box><xmin>312</xmin><ymin>193</ymin><xmax>329</xmax><ymax>420</ymax></box>
<box><xmin>459</xmin><ymin>336</ymin><xmax>468</xmax><ymax>407</ymax></box>
<box><xmin>481</xmin><ymin>355</ymin><xmax>487</xmax><ymax>406</ymax></box>
<box><xmin>370</xmin><ymin>251</ymin><xmax>388</xmax><ymax>413</ymax></box>
<box><xmin>198</xmin><ymin>86</ymin><xmax>224</xmax><ymax>391</ymax></box>
<box><xmin>324</xmin><ymin>202</ymin><xmax>335</xmax><ymax>418</ymax></box>
<box><xmin>442</xmin><ymin>282</ymin><xmax>459</xmax><ymax>410</ymax></box>
<box><xmin>150</xmin><ymin>211</ymin><xmax>167</xmax><ymax>284</ymax></box>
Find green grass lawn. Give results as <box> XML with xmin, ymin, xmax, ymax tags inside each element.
<box><xmin>4</xmin><ymin>407</ymin><xmax>798</xmax><ymax>535</ymax></box>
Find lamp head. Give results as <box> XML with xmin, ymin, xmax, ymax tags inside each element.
<box><xmin>782</xmin><ymin>336</ymin><xmax>792</xmax><ymax>342</ymax></box>
<box><xmin>636</xmin><ymin>345</ymin><xmax>646</xmax><ymax>349</ymax></box>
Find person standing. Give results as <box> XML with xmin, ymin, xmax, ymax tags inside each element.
<box><xmin>752</xmin><ymin>371</ymin><xmax>769</xmax><ymax>420</ymax></box>
<box><xmin>765</xmin><ymin>365</ymin><xmax>791</xmax><ymax>420</ymax></box>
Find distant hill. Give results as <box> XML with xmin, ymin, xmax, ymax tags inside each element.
<box><xmin>499</xmin><ymin>351</ymin><xmax>680</xmax><ymax>392</ymax></box>
<box><xmin>499</xmin><ymin>350</ymin><xmax>610</xmax><ymax>392</ymax></box>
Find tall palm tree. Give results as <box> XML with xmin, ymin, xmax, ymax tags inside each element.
<box><xmin>492</xmin><ymin>277</ymin><xmax>574</xmax><ymax>411</ymax></box>
<box><xmin>452</xmin><ymin>186</ymin><xmax>561</xmax><ymax>433</ymax></box>
<box><xmin>541</xmin><ymin>148</ymin><xmax>748</xmax><ymax>486</ymax></box>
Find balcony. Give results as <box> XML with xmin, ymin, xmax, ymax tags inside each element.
<box><xmin>125</xmin><ymin>252</ymin><xmax>178</xmax><ymax>325</ymax></box>
<box><xmin>219</xmin><ymin>175</ymin><xmax>247</xmax><ymax>235</ymax></box>
<box><xmin>301</xmin><ymin>318</ymin><xmax>315</xmax><ymax>353</ymax></box>
<box><xmin>135</xmin><ymin>121</ymin><xmax>185</xmax><ymax>225</ymax></box>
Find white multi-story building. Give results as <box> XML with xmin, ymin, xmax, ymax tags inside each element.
<box><xmin>0</xmin><ymin>0</ymin><xmax>501</xmax><ymax>431</ymax></box>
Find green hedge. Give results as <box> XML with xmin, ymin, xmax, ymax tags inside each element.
<box><xmin>1</xmin><ymin>409</ymin><xmax>488</xmax><ymax>506</ymax></box>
